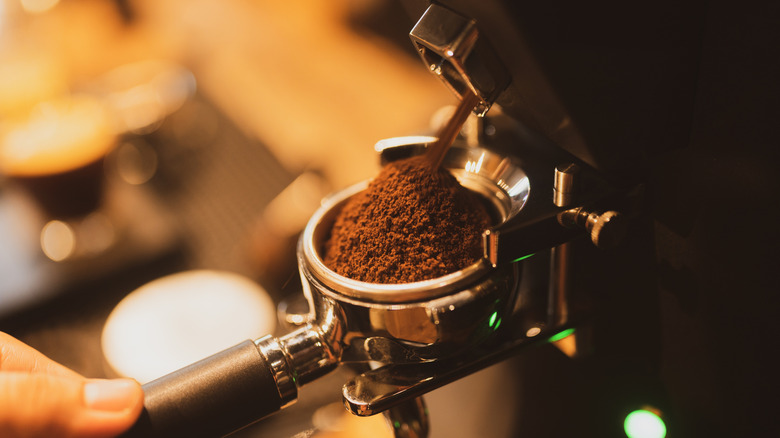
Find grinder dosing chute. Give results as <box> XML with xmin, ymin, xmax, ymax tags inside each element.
<box><xmin>120</xmin><ymin>140</ymin><xmax>534</xmax><ymax>438</ymax></box>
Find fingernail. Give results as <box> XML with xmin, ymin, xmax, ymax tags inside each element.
<box><xmin>84</xmin><ymin>379</ymin><xmax>140</xmax><ymax>412</ymax></box>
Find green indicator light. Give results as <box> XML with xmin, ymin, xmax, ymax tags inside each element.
<box><xmin>624</xmin><ymin>409</ymin><xmax>666</xmax><ymax>438</ymax></box>
<box><xmin>488</xmin><ymin>311</ymin><xmax>498</xmax><ymax>327</ymax></box>
<box><xmin>511</xmin><ymin>253</ymin><xmax>536</xmax><ymax>263</ymax></box>
<box><xmin>548</xmin><ymin>328</ymin><xmax>575</xmax><ymax>343</ymax></box>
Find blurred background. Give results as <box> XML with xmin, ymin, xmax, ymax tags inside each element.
<box><xmin>0</xmin><ymin>1</ymin><xmax>526</xmax><ymax>437</ymax></box>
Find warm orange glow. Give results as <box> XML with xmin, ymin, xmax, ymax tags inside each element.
<box><xmin>312</xmin><ymin>402</ymin><xmax>394</xmax><ymax>438</ymax></box>
<box><xmin>552</xmin><ymin>332</ymin><xmax>578</xmax><ymax>358</ymax></box>
<box><xmin>525</xmin><ymin>326</ymin><xmax>542</xmax><ymax>337</ymax></box>
<box><xmin>20</xmin><ymin>0</ymin><xmax>60</xmax><ymax>14</ymax></box>
<box><xmin>0</xmin><ymin>95</ymin><xmax>115</xmax><ymax>176</ymax></box>
<box><xmin>0</xmin><ymin>56</ymin><xmax>68</xmax><ymax>118</ymax></box>
<box><xmin>40</xmin><ymin>220</ymin><xmax>75</xmax><ymax>261</ymax></box>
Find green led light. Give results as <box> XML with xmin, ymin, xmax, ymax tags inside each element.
<box><xmin>511</xmin><ymin>253</ymin><xmax>536</xmax><ymax>263</ymax></box>
<box><xmin>488</xmin><ymin>311</ymin><xmax>498</xmax><ymax>327</ymax></box>
<box><xmin>548</xmin><ymin>328</ymin><xmax>575</xmax><ymax>343</ymax></box>
<box><xmin>624</xmin><ymin>409</ymin><xmax>666</xmax><ymax>438</ymax></box>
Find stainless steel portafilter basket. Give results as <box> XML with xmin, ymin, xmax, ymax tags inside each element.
<box><xmin>121</xmin><ymin>140</ymin><xmax>531</xmax><ymax>438</ymax></box>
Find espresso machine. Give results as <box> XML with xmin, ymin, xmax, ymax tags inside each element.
<box><xmin>123</xmin><ymin>1</ymin><xmax>778</xmax><ymax>437</ymax></box>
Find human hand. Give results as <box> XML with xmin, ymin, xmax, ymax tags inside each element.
<box><xmin>0</xmin><ymin>332</ymin><xmax>143</xmax><ymax>438</ymax></box>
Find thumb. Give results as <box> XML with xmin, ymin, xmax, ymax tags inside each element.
<box><xmin>0</xmin><ymin>373</ymin><xmax>143</xmax><ymax>438</ymax></box>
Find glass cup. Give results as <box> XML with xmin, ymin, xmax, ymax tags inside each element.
<box><xmin>0</xmin><ymin>95</ymin><xmax>118</xmax><ymax>260</ymax></box>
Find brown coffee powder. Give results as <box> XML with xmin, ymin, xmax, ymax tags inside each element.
<box><xmin>322</xmin><ymin>155</ymin><xmax>492</xmax><ymax>284</ymax></box>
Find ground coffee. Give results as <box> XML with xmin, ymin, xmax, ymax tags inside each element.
<box><xmin>322</xmin><ymin>155</ymin><xmax>492</xmax><ymax>284</ymax></box>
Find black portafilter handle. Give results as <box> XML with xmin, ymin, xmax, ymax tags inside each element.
<box><xmin>120</xmin><ymin>339</ymin><xmax>290</xmax><ymax>438</ymax></box>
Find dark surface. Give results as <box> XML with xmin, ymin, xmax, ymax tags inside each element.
<box><xmin>397</xmin><ymin>1</ymin><xmax>780</xmax><ymax>437</ymax></box>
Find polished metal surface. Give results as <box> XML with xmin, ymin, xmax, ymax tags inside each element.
<box><xmin>297</xmin><ymin>143</ymin><xmax>526</xmax><ymax>353</ymax></box>
<box><xmin>341</xmin><ymin>319</ymin><xmax>572</xmax><ymax>417</ymax></box>
<box><xmin>553</xmin><ymin>163</ymin><xmax>579</xmax><ymax>207</ymax></box>
<box><xmin>410</xmin><ymin>4</ymin><xmax>510</xmax><ymax>115</ymax></box>
<box><xmin>285</xmin><ymin>141</ymin><xmax>540</xmax><ymax>427</ymax></box>
<box><xmin>278</xmin><ymin>324</ymin><xmax>340</xmax><ymax>386</ymax></box>
<box><xmin>547</xmin><ymin>243</ymin><xmax>571</xmax><ymax>327</ymax></box>
<box><xmin>244</xmin><ymin>140</ymin><xmax>530</xmax><ymax>435</ymax></box>
<box><xmin>237</xmin><ymin>141</ymin><xmax>532</xmax><ymax>438</ymax></box>
<box><xmin>255</xmin><ymin>335</ymin><xmax>299</xmax><ymax>409</ymax></box>
<box><xmin>383</xmin><ymin>397</ymin><xmax>429</xmax><ymax>438</ymax></box>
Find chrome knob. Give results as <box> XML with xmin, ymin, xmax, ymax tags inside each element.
<box><xmin>560</xmin><ymin>207</ymin><xmax>627</xmax><ymax>249</ymax></box>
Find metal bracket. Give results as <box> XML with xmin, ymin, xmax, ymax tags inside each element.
<box><xmin>410</xmin><ymin>4</ymin><xmax>511</xmax><ymax>116</ymax></box>
<box><xmin>342</xmin><ymin>323</ymin><xmax>574</xmax><ymax>416</ymax></box>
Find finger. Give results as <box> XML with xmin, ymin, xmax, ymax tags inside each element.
<box><xmin>0</xmin><ymin>373</ymin><xmax>143</xmax><ymax>438</ymax></box>
<box><xmin>0</xmin><ymin>332</ymin><xmax>81</xmax><ymax>378</ymax></box>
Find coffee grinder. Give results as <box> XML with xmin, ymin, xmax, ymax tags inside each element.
<box><xmin>123</xmin><ymin>1</ymin><xmax>699</xmax><ymax>436</ymax></box>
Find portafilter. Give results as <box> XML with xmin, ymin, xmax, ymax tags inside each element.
<box><xmin>120</xmin><ymin>137</ymin><xmax>540</xmax><ymax>438</ymax></box>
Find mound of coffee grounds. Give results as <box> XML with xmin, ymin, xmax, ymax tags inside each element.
<box><xmin>322</xmin><ymin>155</ymin><xmax>492</xmax><ymax>284</ymax></box>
